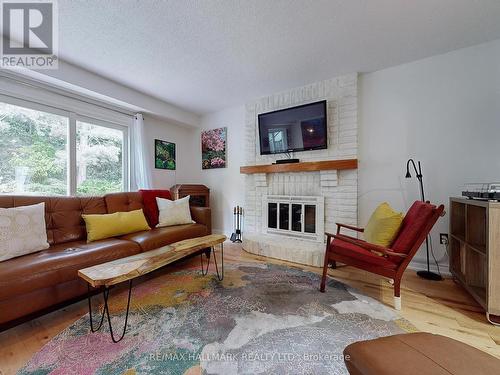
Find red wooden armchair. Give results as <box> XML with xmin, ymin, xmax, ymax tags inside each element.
<box><xmin>320</xmin><ymin>201</ymin><xmax>445</xmax><ymax>310</ymax></box>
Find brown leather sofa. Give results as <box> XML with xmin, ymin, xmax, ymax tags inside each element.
<box><xmin>0</xmin><ymin>192</ymin><xmax>211</xmax><ymax>330</ymax></box>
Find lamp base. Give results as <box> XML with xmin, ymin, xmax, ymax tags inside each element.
<box><xmin>417</xmin><ymin>270</ymin><xmax>443</xmax><ymax>281</ymax></box>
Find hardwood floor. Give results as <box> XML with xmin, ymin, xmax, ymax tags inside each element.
<box><xmin>1</xmin><ymin>242</ymin><xmax>499</xmax><ymax>374</ymax></box>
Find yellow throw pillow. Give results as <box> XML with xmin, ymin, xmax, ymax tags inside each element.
<box><xmin>364</xmin><ymin>202</ymin><xmax>404</xmax><ymax>248</ymax></box>
<box><xmin>82</xmin><ymin>209</ymin><xmax>150</xmax><ymax>243</ymax></box>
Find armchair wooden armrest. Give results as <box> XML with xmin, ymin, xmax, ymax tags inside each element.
<box><xmin>325</xmin><ymin>231</ymin><xmax>361</xmax><ymax>245</ymax></box>
<box><xmin>336</xmin><ymin>222</ymin><xmax>364</xmax><ymax>234</ymax></box>
<box><xmin>332</xmin><ymin>234</ymin><xmax>407</xmax><ymax>259</ymax></box>
<box><xmin>326</xmin><ymin>231</ymin><xmax>357</xmax><ymax>241</ymax></box>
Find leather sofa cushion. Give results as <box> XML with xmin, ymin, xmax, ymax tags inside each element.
<box><xmin>0</xmin><ymin>195</ymin><xmax>107</xmax><ymax>245</ymax></box>
<box><xmin>121</xmin><ymin>223</ymin><xmax>209</xmax><ymax>252</ymax></box>
<box><xmin>0</xmin><ymin>238</ymin><xmax>141</xmax><ymax>300</ymax></box>
<box><xmin>0</xmin><ymin>279</ymin><xmax>87</xmax><ymax>326</ymax></box>
<box><xmin>343</xmin><ymin>332</ymin><xmax>500</xmax><ymax>375</ymax></box>
<box><xmin>105</xmin><ymin>192</ymin><xmax>144</xmax><ymax>213</ymax></box>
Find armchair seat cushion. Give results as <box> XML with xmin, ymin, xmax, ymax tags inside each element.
<box><xmin>330</xmin><ymin>238</ymin><xmax>398</xmax><ymax>269</ymax></box>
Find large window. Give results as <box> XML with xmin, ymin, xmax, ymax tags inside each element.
<box><xmin>76</xmin><ymin>120</ymin><xmax>125</xmax><ymax>196</ymax></box>
<box><xmin>0</xmin><ymin>98</ymin><xmax>129</xmax><ymax>196</ymax></box>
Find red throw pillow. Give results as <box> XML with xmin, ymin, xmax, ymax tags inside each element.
<box><xmin>139</xmin><ymin>189</ymin><xmax>172</xmax><ymax>227</ymax></box>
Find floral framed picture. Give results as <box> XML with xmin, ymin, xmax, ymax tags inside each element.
<box><xmin>155</xmin><ymin>139</ymin><xmax>176</xmax><ymax>170</ymax></box>
<box><xmin>201</xmin><ymin>127</ymin><xmax>226</xmax><ymax>169</ymax></box>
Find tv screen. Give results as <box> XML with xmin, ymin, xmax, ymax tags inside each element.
<box><xmin>258</xmin><ymin>100</ymin><xmax>327</xmax><ymax>155</ymax></box>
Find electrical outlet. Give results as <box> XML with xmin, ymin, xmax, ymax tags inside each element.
<box><xmin>440</xmin><ymin>233</ymin><xmax>449</xmax><ymax>245</ymax></box>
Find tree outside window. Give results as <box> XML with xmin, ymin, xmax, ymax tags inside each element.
<box><xmin>0</xmin><ymin>102</ymin><xmax>68</xmax><ymax>195</ymax></box>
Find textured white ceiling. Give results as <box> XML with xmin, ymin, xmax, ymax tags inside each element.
<box><xmin>58</xmin><ymin>0</ymin><xmax>500</xmax><ymax>114</ymax></box>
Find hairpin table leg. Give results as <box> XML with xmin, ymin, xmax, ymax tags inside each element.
<box><xmin>200</xmin><ymin>248</ymin><xmax>211</xmax><ymax>276</ymax></box>
<box><xmin>213</xmin><ymin>243</ymin><xmax>224</xmax><ymax>281</ymax></box>
<box><xmin>103</xmin><ymin>279</ymin><xmax>132</xmax><ymax>343</ymax></box>
<box><xmin>87</xmin><ymin>284</ymin><xmax>105</xmax><ymax>332</ymax></box>
<box><xmin>87</xmin><ymin>279</ymin><xmax>133</xmax><ymax>343</ymax></box>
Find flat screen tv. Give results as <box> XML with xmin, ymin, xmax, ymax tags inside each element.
<box><xmin>258</xmin><ymin>100</ymin><xmax>327</xmax><ymax>155</ymax></box>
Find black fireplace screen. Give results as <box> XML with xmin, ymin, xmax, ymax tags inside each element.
<box><xmin>268</xmin><ymin>202</ymin><xmax>316</xmax><ymax>234</ymax></box>
<box><xmin>304</xmin><ymin>205</ymin><xmax>316</xmax><ymax>233</ymax></box>
<box><xmin>279</xmin><ymin>203</ymin><xmax>289</xmax><ymax>230</ymax></box>
<box><xmin>268</xmin><ymin>203</ymin><xmax>277</xmax><ymax>228</ymax></box>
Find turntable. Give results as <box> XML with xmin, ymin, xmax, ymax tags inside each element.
<box><xmin>462</xmin><ymin>183</ymin><xmax>500</xmax><ymax>201</ymax></box>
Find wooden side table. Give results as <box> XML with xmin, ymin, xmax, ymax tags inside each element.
<box><xmin>170</xmin><ymin>184</ymin><xmax>210</xmax><ymax>207</ymax></box>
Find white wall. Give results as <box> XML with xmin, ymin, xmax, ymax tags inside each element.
<box><xmin>359</xmin><ymin>39</ymin><xmax>500</xmax><ymax>273</ymax></box>
<box><xmin>197</xmin><ymin>106</ymin><xmax>246</xmax><ymax>234</ymax></box>
<box><xmin>200</xmin><ymin>39</ymin><xmax>500</xmax><ymax>272</ymax></box>
<box><xmin>143</xmin><ymin>115</ymin><xmax>199</xmax><ymax>189</ymax></box>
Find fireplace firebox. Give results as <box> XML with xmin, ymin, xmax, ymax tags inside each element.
<box><xmin>264</xmin><ymin>195</ymin><xmax>324</xmax><ymax>242</ymax></box>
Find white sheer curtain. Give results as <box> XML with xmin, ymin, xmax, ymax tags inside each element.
<box><xmin>132</xmin><ymin>113</ymin><xmax>152</xmax><ymax>189</ymax></box>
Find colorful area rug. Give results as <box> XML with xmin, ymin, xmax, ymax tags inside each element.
<box><xmin>19</xmin><ymin>257</ymin><xmax>415</xmax><ymax>375</ymax></box>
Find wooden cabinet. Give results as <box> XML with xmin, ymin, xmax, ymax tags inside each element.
<box><xmin>449</xmin><ymin>197</ymin><xmax>500</xmax><ymax>325</ymax></box>
<box><xmin>170</xmin><ymin>184</ymin><xmax>210</xmax><ymax>207</ymax></box>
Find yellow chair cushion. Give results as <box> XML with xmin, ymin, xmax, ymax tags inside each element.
<box><xmin>82</xmin><ymin>209</ymin><xmax>150</xmax><ymax>243</ymax></box>
<box><xmin>364</xmin><ymin>202</ymin><xmax>404</xmax><ymax>248</ymax></box>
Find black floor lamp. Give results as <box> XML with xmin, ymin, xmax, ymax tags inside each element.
<box><xmin>405</xmin><ymin>159</ymin><xmax>443</xmax><ymax>281</ymax></box>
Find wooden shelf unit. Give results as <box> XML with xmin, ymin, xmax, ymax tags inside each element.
<box><xmin>449</xmin><ymin>197</ymin><xmax>500</xmax><ymax>324</ymax></box>
<box><xmin>240</xmin><ymin>159</ymin><xmax>358</xmax><ymax>174</ymax></box>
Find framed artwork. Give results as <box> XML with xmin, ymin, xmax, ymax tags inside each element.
<box><xmin>155</xmin><ymin>139</ymin><xmax>176</xmax><ymax>170</ymax></box>
<box><xmin>201</xmin><ymin>127</ymin><xmax>226</xmax><ymax>169</ymax></box>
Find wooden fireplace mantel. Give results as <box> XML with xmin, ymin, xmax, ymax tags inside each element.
<box><xmin>240</xmin><ymin>159</ymin><xmax>358</xmax><ymax>174</ymax></box>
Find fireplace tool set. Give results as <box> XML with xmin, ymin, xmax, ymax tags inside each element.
<box><xmin>230</xmin><ymin>206</ymin><xmax>243</xmax><ymax>243</ymax></box>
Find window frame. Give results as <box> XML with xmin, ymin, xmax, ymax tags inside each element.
<box><xmin>74</xmin><ymin>115</ymin><xmax>130</xmax><ymax>194</ymax></box>
<box><xmin>0</xmin><ymin>94</ymin><xmax>131</xmax><ymax>196</ymax></box>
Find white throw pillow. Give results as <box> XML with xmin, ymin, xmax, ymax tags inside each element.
<box><xmin>0</xmin><ymin>203</ymin><xmax>49</xmax><ymax>262</ymax></box>
<box><xmin>156</xmin><ymin>195</ymin><xmax>194</xmax><ymax>227</ymax></box>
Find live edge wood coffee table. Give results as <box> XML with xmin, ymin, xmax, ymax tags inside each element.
<box><xmin>78</xmin><ymin>234</ymin><xmax>226</xmax><ymax>342</ymax></box>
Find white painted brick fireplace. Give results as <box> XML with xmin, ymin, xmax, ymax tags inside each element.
<box><xmin>242</xmin><ymin>74</ymin><xmax>359</xmax><ymax>267</ymax></box>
